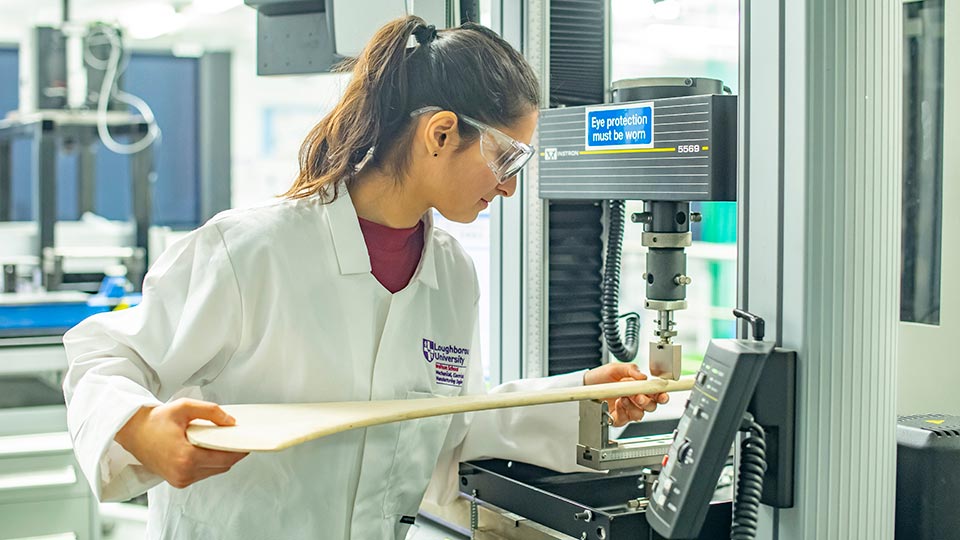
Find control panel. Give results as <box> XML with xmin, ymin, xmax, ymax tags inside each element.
<box><xmin>646</xmin><ymin>338</ymin><xmax>775</xmax><ymax>539</ymax></box>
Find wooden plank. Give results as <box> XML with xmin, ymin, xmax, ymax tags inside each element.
<box><xmin>186</xmin><ymin>377</ymin><xmax>695</xmax><ymax>452</ymax></box>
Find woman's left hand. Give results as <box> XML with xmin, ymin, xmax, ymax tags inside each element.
<box><xmin>583</xmin><ymin>363</ymin><xmax>670</xmax><ymax>427</ymax></box>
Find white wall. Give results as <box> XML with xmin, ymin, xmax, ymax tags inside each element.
<box><xmin>228</xmin><ymin>32</ymin><xmax>350</xmax><ymax>207</ymax></box>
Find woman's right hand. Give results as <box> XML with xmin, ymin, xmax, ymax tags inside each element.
<box><xmin>114</xmin><ymin>398</ymin><xmax>249</xmax><ymax>489</ymax></box>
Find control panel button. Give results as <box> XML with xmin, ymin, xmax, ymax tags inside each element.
<box><xmin>678</xmin><ymin>441</ymin><xmax>695</xmax><ymax>464</ymax></box>
<box><xmin>652</xmin><ymin>480</ymin><xmax>668</xmax><ymax>506</ymax></box>
<box><xmin>695</xmin><ymin>371</ymin><xmax>708</xmax><ymax>386</ymax></box>
<box><xmin>661</xmin><ymin>476</ymin><xmax>675</xmax><ymax>495</ymax></box>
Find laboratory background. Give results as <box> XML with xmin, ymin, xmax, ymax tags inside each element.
<box><xmin>0</xmin><ymin>0</ymin><xmax>955</xmax><ymax>539</ymax></box>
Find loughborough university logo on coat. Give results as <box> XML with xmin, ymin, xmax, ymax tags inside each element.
<box><xmin>422</xmin><ymin>339</ymin><xmax>469</xmax><ymax>387</ymax></box>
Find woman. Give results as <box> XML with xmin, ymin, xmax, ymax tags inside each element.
<box><xmin>63</xmin><ymin>16</ymin><xmax>668</xmax><ymax>539</ymax></box>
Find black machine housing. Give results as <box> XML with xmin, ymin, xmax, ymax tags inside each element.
<box><xmin>243</xmin><ymin>0</ymin><xmax>480</xmax><ymax>75</ymax></box>
<box><xmin>896</xmin><ymin>414</ymin><xmax>960</xmax><ymax>540</ymax></box>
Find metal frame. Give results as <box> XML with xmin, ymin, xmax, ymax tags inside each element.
<box><xmin>0</xmin><ymin>113</ymin><xmax>154</xmax><ymax>287</ymax></box>
<box><xmin>486</xmin><ymin>0</ymin><xmax>531</xmax><ymax>384</ymax></box>
<box><xmin>518</xmin><ymin>0</ymin><xmax>549</xmax><ymax>380</ymax></box>
<box><xmin>460</xmin><ymin>459</ymin><xmax>733</xmax><ymax>540</ymax></box>
<box><xmin>738</xmin><ymin>2</ymin><xmax>791</xmax><ymax>534</ymax></box>
<box><xmin>487</xmin><ymin>0</ymin><xmax>515</xmax><ymax>385</ymax></box>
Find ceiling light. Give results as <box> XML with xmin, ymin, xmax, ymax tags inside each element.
<box><xmin>121</xmin><ymin>3</ymin><xmax>184</xmax><ymax>40</ymax></box>
<box><xmin>191</xmin><ymin>0</ymin><xmax>244</xmax><ymax>15</ymax></box>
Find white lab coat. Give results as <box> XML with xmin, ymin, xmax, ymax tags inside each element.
<box><xmin>62</xmin><ymin>186</ymin><xmax>589</xmax><ymax>540</ymax></box>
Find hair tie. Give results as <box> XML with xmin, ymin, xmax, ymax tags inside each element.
<box><xmin>413</xmin><ymin>24</ymin><xmax>438</xmax><ymax>46</ymax></box>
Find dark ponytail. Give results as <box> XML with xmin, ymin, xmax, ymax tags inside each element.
<box><xmin>284</xmin><ymin>16</ymin><xmax>540</xmax><ymax>200</ymax></box>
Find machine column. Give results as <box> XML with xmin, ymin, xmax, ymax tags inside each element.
<box><xmin>34</xmin><ymin>120</ymin><xmax>57</xmax><ymax>288</ymax></box>
<box><xmin>130</xmin><ymin>124</ymin><xmax>154</xmax><ymax>267</ymax></box>
<box><xmin>0</xmin><ymin>139</ymin><xmax>11</xmax><ymax>222</ymax></box>
<box><xmin>77</xmin><ymin>129</ymin><xmax>96</xmax><ymax>216</ymax></box>
<box><xmin>741</xmin><ymin>0</ymin><xmax>901</xmax><ymax>538</ymax></box>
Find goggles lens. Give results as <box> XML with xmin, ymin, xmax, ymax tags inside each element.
<box><xmin>479</xmin><ymin>130</ymin><xmax>534</xmax><ymax>182</ymax></box>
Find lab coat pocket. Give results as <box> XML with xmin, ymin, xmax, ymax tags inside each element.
<box><xmin>382</xmin><ymin>390</ymin><xmax>454</xmax><ymax>520</ymax></box>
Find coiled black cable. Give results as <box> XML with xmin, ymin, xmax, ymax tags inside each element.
<box><xmin>602</xmin><ymin>200</ymin><xmax>640</xmax><ymax>362</ymax></box>
<box><xmin>732</xmin><ymin>413</ymin><xmax>767</xmax><ymax>540</ymax></box>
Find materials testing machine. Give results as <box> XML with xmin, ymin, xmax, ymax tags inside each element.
<box><xmin>459</xmin><ymin>79</ymin><xmax>797</xmax><ymax>540</ymax></box>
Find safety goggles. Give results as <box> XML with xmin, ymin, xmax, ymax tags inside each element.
<box><xmin>410</xmin><ymin>106</ymin><xmax>535</xmax><ymax>183</ymax></box>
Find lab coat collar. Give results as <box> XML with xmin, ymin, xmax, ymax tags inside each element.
<box><xmin>324</xmin><ymin>183</ymin><xmax>439</xmax><ymax>290</ymax></box>
<box><xmin>416</xmin><ymin>211</ymin><xmax>440</xmax><ymax>290</ymax></box>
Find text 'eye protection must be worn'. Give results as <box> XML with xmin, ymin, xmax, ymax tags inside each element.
<box><xmin>410</xmin><ymin>106</ymin><xmax>535</xmax><ymax>183</ymax></box>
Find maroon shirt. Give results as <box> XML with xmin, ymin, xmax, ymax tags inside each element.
<box><xmin>357</xmin><ymin>217</ymin><xmax>425</xmax><ymax>294</ymax></box>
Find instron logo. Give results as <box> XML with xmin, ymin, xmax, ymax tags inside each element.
<box><xmin>544</xmin><ymin>148</ymin><xmax>558</xmax><ymax>161</ymax></box>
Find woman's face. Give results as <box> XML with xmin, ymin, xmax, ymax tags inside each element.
<box><xmin>420</xmin><ymin>110</ymin><xmax>538</xmax><ymax>223</ymax></box>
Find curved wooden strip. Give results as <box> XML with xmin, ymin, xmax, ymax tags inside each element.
<box><xmin>186</xmin><ymin>376</ymin><xmax>695</xmax><ymax>452</ymax></box>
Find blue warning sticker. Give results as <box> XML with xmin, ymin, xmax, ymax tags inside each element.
<box><xmin>584</xmin><ymin>102</ymin><xmax>655</xmax><ymax>150</ymax></box>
